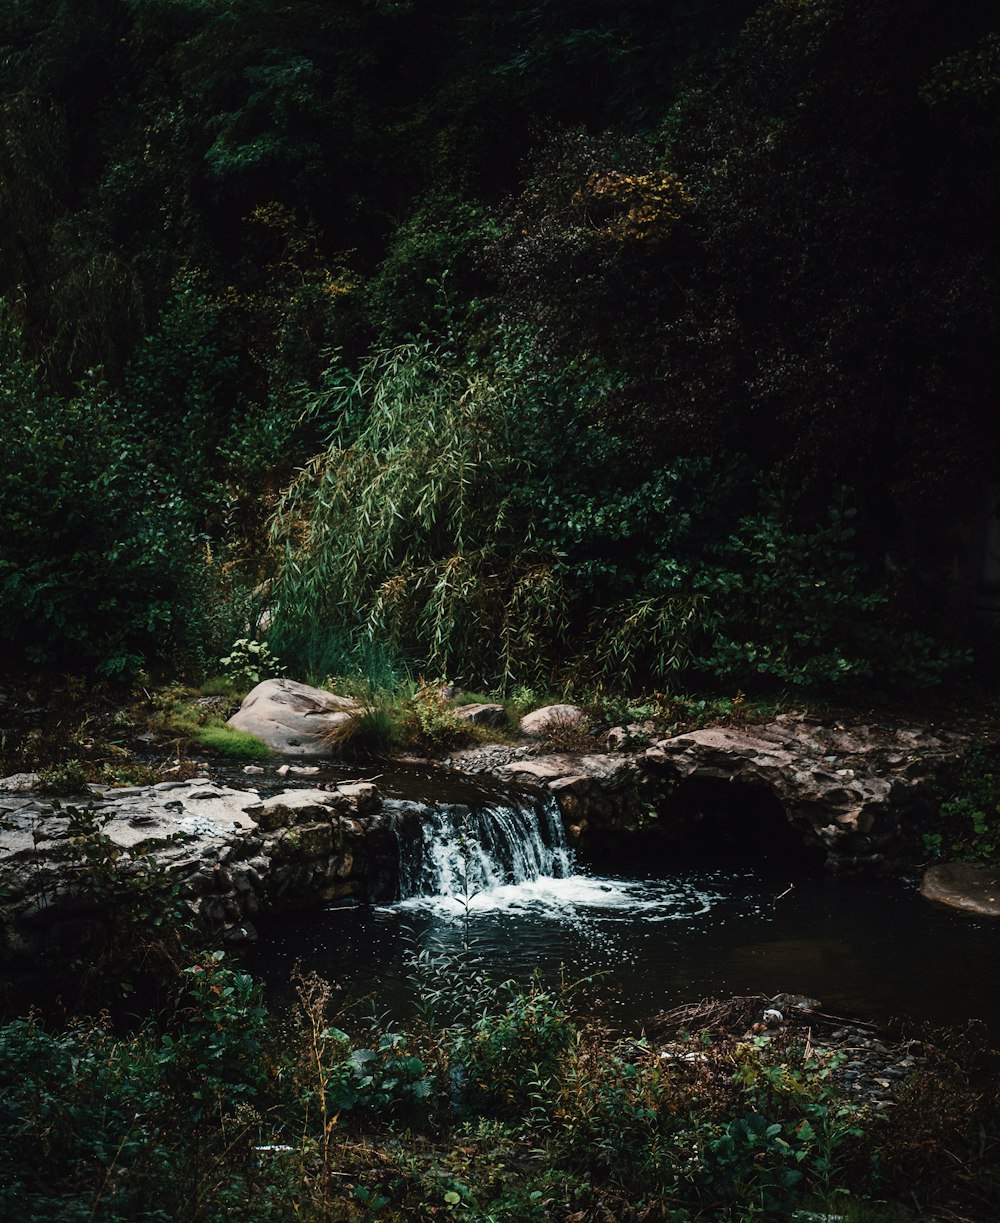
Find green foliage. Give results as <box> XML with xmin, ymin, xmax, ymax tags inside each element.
<box><xmin>1</xmin><ymin>955</ymin><xmax>997</xmax><ymax>1222</ymax></box>
<box><xmin>326</xmin><ymin>1028</ymin><xmax>437</xmax><ymax>1122</ymax></box>
<box><xmin>693</xmin><ymin>482</ymin><xmax>966</xmax><ymax>692</ymax></box>
<box><xmin>0</xmin><ymin>305</ymin><xmax>210</xmax><ymax>678</ymax></box>
<box><xmin>270</xmin><ymin>341</ymin><xmax>567</xmax><ymax>689</ymax></box>
<box><xmin>149</xmin><ymin>687</ymin><xmax>270</xmax><ymax>759</ymax></box>
<box><xmin>0</xmin><ymin>960</ymin><xmax>288</xmax><ymax>1222</ymax></box>
<box><xmin>400</xmin><ymin>683</ymin><xmax>483</xmax><ymax>754</ymax></box>
<box><xmin>35</xmin><ymin>760</ymin><xmax>89</xmax><ymax>796</ymax></box>
<box><xmin>191</xmin><ymin>723</ymin><xmax>271</xmax><ymax>760</ymax></box>
<box><xmin>219</xmin><ymin>637</ymin><xmax>285</xmax><ymax>687</ymax></box>
<box><xmin>1</xmin><ymin>0</ymin><xmax>992</xmax><ymax>691</ymax></box>
<box><xmin>932</xmin><ymin>742</ymin><xmax>1000</xmax><ymax>865</ymax></box>
<box><xmin>452</xmin><ymin>982</ymin><xmax>577</xmax><ymax>1118</ymax></box>
<box><xmin>163</xmin><ymin>952</ymin><xmax>269</xmax><ymax>1120</ymax></box>
<box><xmin>270</xmin><ymin>324</ymin><xmax>966</xmax><ymax>694</ymax></box>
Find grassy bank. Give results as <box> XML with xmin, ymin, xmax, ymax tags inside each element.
<box><xmin>2</xmin><ymin>951</ymin><xmax>998</xmax><ymax>1223</ymax></box>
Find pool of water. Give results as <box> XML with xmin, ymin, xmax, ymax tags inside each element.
<box><xmin>244</xmin><ymin>855</ymin><xmax>1000</xmax><ymax>1033</ymax></box>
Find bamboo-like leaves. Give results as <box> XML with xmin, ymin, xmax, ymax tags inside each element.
<box><xmin>270</xmin><ymin>342</ymin><xmax>558</xmax><ymax>687</ymax></box>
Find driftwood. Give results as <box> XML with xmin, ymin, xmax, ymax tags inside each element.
<box><xmin>643</xmin><ymin>994</ymin><xmax>885</xmax><ymax>1042</ymax></box>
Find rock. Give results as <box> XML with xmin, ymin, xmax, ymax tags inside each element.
<box><xmin>0</xmin><ymin>773</ymin><xmax>39</xmax><ymax>793</ymax></box>
<box><xmin>452</xmin><ymin>703</ymin><xmax>508</xmax><ymax>729</ymax></box>
<box><xmin>771</xmin><ymin>992</ymin><xmax>820</xmax><ymax>1012</ymax></box>
<box><xmin>920</xmin><ymin>862</ymin><xmax>1000</xmax><ymax>917</ymax></box>
<box><xmin>0</xmin><ymin>775</ymin><xmax>399</xmax><ymax>957</ymax></box>
<box><xmin>243</xmin><ymin>789</ymin><xmax>345</xmax><ymax>832</ymax></box>
<box><xmin>519</xmin><ymin>704</ymin><xmax>588</xmax><ymax>737</ymax></box>
<box><xmin>227</xmin><ymin>678</ymin><xmax>359</xmax><ymax>757</ymax></box>
<box><xmin>606</xmin><ymin>723</ymin><xmax>655</xmax><ymax>752</ymax></box>
<box><xmin>335</xmin><ymin>781</ymin><xmax>380</xmax><ymax>813</ymax></box>
<box><xmin>643</xmin><ymin>717</ymin><xmax>967</xmax><ymax>871</ymax></box>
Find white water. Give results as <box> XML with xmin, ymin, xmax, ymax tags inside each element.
<box><xmin>391</xmin><ymin>792</ymin><xmax>726</xmax><ymax>927</ymax></box>
<box><xmin>393</xmin><ymin>792</ymin><xmax>571</xmax><ymax>898</ymax></box>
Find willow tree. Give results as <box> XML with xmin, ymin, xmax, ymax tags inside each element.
<box><xmin>269</xmin><ymin>342</ymin><xmax>566</xmax><ymax>687</ymax></box>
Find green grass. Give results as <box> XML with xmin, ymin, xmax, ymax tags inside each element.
<box><xmin>190</xmin><ymin>723</ymin><xmax>271</xmax><ymax>760</ymax></box>
<box><xmin>147</xmin><ymin>684</ymin><xmax>270</xmax><ymax>759</ymax></box>
<box><xmin>197</xmin><ymin>674</ymin><xmax>248</xmax><ymax>700</ymax></box>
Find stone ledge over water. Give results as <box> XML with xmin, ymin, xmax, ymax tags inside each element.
<box><xmin>0</xmin><ymin>776</ymin><xmax>397</xmax><ymax>959</ymax></box>
<box><xmin>458</xmin><ymin>713</ymin><xmax>970</xmax><ymax>872</ymax></box>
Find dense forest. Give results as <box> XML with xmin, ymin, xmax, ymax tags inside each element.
<box><xmin>2</xmin><ymin>0</ymin><xmax>997</xmax><ymax>697</ymax></box>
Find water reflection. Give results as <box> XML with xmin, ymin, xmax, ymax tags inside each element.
<box><xmin>245</xmin><ymin>860</ymin><xmax>1000</xmax><ymax>1033</ymax></box>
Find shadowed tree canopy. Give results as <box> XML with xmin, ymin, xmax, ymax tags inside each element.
<box><xmin>0</xmin><ymin>0</ymin><xmax>996</xmax><ymax>686</ymax></box>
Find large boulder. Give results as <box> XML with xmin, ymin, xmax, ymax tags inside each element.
<box><xmin>519</xmin><ymin>704</ymin><xmax>588</xmax><ymax>737</ymax></box>
<box><xmin>921</xmin><ymin>862</ymin><xmax>1000</xmax><ymax>917</ymax></box>
<box><xmin>227</xmin><ymin>679</ymin><xmax>358</xmax><ymax>757</ymax></box>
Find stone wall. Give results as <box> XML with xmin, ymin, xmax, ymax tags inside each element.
<box><xmin>488</xmin><ymin>715</ymin><xmax>969</xmax><ymax>871</ymax></box>
<box><xmin>0</xmin><ymin>776</ymin><xmax>400</xmax><ymax>959</ymax></box>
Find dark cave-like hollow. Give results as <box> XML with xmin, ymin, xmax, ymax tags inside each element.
<box><xmin>580</xmin><ymin>775</ymin><xmax>826</xmax><ymax>872</ymax></box>
<box><xmin>662</xmin><ymin>776</ymin><xmax>825</xmax><ymax>868</ymax></box>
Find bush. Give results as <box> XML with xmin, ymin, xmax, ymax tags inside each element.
<box><xmin>929</xmin><ymin>742</ymin><xmax>1000</xmax><ymax>865</ymax></box>
<box><xmin>269</xmin><ymin>341</ymin><xmax>568</xmax><ymax>690</ymax></box>
<box><xmin>0</xmin><ymin>305</ymin><xmax>209</xmax><ymax>679</ymax></box>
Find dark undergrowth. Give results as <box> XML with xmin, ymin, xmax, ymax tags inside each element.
<box><xmin>1</xmin><ymin>947</ymin><xmax>998</xmax><ymax>1223</ymax></box>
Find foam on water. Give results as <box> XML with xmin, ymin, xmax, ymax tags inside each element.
<box><xmin>394</xmin><ymin>872</ymin><xmax>723</xmax><ymax>921</ymax></box>
<box><xmin>389</xmin><ymin>790</ymin><xmax>728</xmax><ymax>946</ymax></box>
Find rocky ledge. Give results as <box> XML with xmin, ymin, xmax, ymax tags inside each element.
<box><xmin>457</xmin><ymin>713</ymin><xmax>970</xmax><ymax>872</ymax></box>
<box><xmin>0</xmin><ymin>776</ymin><xmax>402</xmax><ymax>959</ymax></box>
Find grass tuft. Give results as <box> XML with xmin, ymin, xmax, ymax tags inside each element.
<box><xmin>190</xmin><ymin>724</ymin><xmax>271</xmax><ymax>760</ymax></box>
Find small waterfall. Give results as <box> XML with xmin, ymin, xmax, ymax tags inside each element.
<box><xmin>395</xmin><ymin>792</ymin><xmax>572</xmax><ymax>900</ymax></box>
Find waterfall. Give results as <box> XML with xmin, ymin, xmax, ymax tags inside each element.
<box><xmin>394</xmin><ymin>792</ymin><xmax>572</xmax><ymax>900</ymax></box>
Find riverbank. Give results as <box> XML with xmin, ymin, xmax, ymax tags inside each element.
<box><xmin>2</xmin><ymin>959</ymin><xmax>997</xmax><ymax>1223</ymax></box>
<box><xmin>2</xmin><ymin>679</ymin><xmax>999</xmax><ymax>1220</ymax></box>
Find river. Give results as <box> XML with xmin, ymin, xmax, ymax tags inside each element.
<box><xmin>240</xmin><ymin>762</ymin><xmax>1000</xmax><ymax>1032</ymax></box>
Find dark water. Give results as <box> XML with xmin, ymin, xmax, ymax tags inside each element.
<box><xmin>244</xmin><ymin>855</ymin><xmax>1000</xmax><ymax>1033</ymax></box>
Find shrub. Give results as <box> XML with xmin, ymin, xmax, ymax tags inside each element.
<box><xmin>931</xmin><ymin>742</ymin><xmax>1000</xmax><ymax>865</ymax></box>
<box><xmin>0</xmin><ymin>304</ymin><xmax>209</xmax><ymax>679</ymax></box>
<box><xmin>269</xmin><ymin>341</ymin><xmax>567</xmax><ymax>690</ymax></box>
<box><xmin>219</xmin><ymin>638</ymin><xmax>285</xmax><ymax>688</ymax></box>
<box><xmin>35</xmin><ymin>760</ymin><xmax>90</xmax><ymax>796</ymax></box>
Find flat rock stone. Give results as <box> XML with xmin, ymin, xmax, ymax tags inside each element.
<box><xmin>243</xmin><ymin>788</ymin><xmax>343</xmax><ymax>832</ymax></box>
<box><xmin>920</xmin><ymin>862</ymin><xmax>1000</xmax><ymax>917</ymax></box>
<box><xmin>1</xmin><ymin>773</ymin><xmax>392</xmax><ymax>955</ymax></box>
<box><xmin>519</xmin><ymin>704</ymin><xmax>587</xmax><ymax>737</ymax></box>
<box><xmin>227</xmin><ymin>678</ymin><xmax>358</xmax><ymax>756</ymax></box>
<box><xmin>0</xmin><ymin>773</ymin><xmax>39</xmax><ymax>793</ymax></box>
<box><xmin>453</xmin><ymin>702</ymin><xmax>508</xmax><ymax>729</ymax></box>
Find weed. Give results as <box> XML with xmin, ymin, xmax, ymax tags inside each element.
<box><xmin>220</xmin><ymin>638</ymin><xmax>286</xmax><ymax>687</ymax></box>
<box><xmin>35</xmin><ymin>759</ymin><xmax>90</xmax><ymax>796</ymax></box>
<box><xmin>931</xmin><ymin>741</ymin><xmax>1000</xmax><ymax>865</ymax></box>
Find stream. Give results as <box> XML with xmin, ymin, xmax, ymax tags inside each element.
<box><xmin>237</xmin><ymin>762</ymin><xmax>1000</xmax><ymax>1032</ymax></box>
